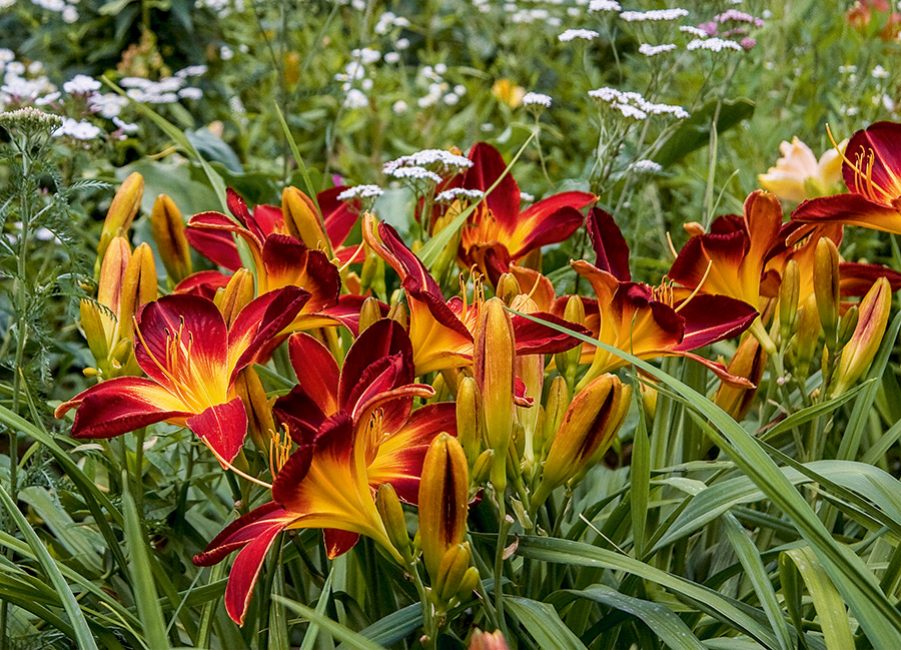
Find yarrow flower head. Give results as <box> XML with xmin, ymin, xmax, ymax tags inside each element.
<box><xmin>54</xmin><ymin>117</ymin><xmax>102</xmax><ymax>141</ymax></box>
<box><xmin>435</xmin><ymin>188</ymin><xmax>485</xmax><ymax>204</ymax></box>
<box><xmin>62</xmin><ymin>74</ymin><xmax>101</xmax><ymax>95</ymax></box>
<box><xmin>389</xmin><ymin>166</ymin><xmax>444</xmax><ymax>184</ymax></box>
<box><xmin>384</xmin><ymin>149</ymin><xmax>473</xmax><ymax>177</ymax></box>
<box><xmin>522</xmin><ymin>92</ymin><xmax>552</xmax><ymax>108</ymax></box>
<box><xmin>558</xmin><ymin>29</ymin><xmax>599</xmax><ymax>42</ymax></box>
<box><xmin>630</xmin><ymin>159</ymin><xmax>663</xmax><ymax>174</ymax></box>
<box><xmin>337</xmin><ymin>184</ymin><xmax>384</xmax><ymax>201</ymax></box>
<box><xmin>679</xmin><ymin>25</ymin><xmax>709</xmax><ymax>37</ymax></box>
<box><xmin>687</xmin><ymin>38</ymin><xmax>743</xmax><ymax>53</ymax></box>
<box><xmin>620</xmin><ymin>8</ymin><xmax>689</xmax><ymax>22</ymax></box>
<box><xmin>589</xmin><ymin>87</ymin><xmax>689</xmax><ymax>120</ymax></box>
<box><xmin>589</xmin><ymin>0</ymin><xmax>621</xmax><ymax>11</ymax></box>
<box><xmin>638</xmin><ymin>43</ymin><xmax>677</xmax><ymax>57</ymax></box>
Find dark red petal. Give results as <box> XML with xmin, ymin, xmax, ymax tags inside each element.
<box><xmin>512</xmin><ymin>205</ymin><xmax>585</xmax><ymax>258</ymax></box>
<box><xmin>842</xmin><ymin>121</ymin><xmax>901</xmax><ymax>198</ymax></box>
<box><xmin>193</xmin><ymin>502</ymin><xmax>289</xmax><ymax>567</ymax></box>
<box><xmin>185</xmin><ymin>211</ymin><xmax>244</xmax><ymax>271</ymax></box>
<box><xmin>586</xmin><ymin>207</ymin><xmax>631</xmax><ymax>281</ymax></box>
<box><xmin>322</xmin><ymin>529</ymin><xmax>360</xmax><ymax>559</ymax></box>
<box><xmin>463</xmin><ymin>142</ymin><xmax>521</xmax><ymax>228</ymax></box>
<box><xmin>511</xmin><ymin>312</ymin><xmax>590</xmax><ymax>355</ymax></box>
<box><xmin>839</xmin><ymin>262</ymin><xmax>901</xmax><ymax>296</ymax></box>
<box><xmin>228</xmin><ymin>287</ymin><xmax>311</xmax><ymax>378</ymax></box>
<box><xmin>261</xmin><ymin>235</ymin><xmax>340</xmax><ymax>309</ymax></box>
<box><xmin>377</xmin><ymin>221</ymin><xmax>444</xmax><ymax>297</ymax></box>
<box><xmin>134</xmin><ymin>294</ymin><xmax>228</xmax><ymax>390</ymax></box>
<box><xmin>792</xmin><ymin>193</ymin><xmax>901</xmax><ymax>232</ymax></box>
<box><xmin>186</xmin><ymin>398</ymin><xmax>248</xmax><ymax>464</ymax></box>
<box><xmin>226</xmin><ymin>188</ymin><xmax>253</xmax><ymax>227</ymax></box>
<box><xmin>339</xmin><ymin>319</ymin><xmax>413</xmax><ymax>410</ymax></box>
<box><xmin>674</xmin><ymin>295</ymin><xmax>758</xmax><ymax>351</ymax></box>
<box><xmin>252</xmin><ymin>204</ymin><xmax>283</xmax><ymax>237</ymax></box>
<box><xmin>288</xmin><ymin>333</ymin><xmax>339</xmax><ymax>412</ymax></box>
<box><xmin>224</xmin><ymin>520</ymin><xmax>285</xmax><ymax>625</ymax></box>
<box><xmin>173</xmin><ymin>270</ymin><xmax>231</xmax><ymax>299</ymax></box>
<box><xmin>318</xmin><ymin>294</ymin><xmax>386</xmax><ymax>337</ymax></box>
<box><xmin>319</xmin><ymin>186</ymin><xmax>360</xmax><ymax>248</ymax></box>
<box><xmin>55</xmin><ymin>377</ymin><xmax>189</xmax><ymax>439</ymax></box>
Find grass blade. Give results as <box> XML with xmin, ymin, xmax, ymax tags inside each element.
<box><xmin>275</xmin><ymin>596</ymin><xmax>386</xmax><ymax>650</ymax></box>
<box><xmin>506</xmin><ymin>597</ymin><xmax>587</xmax><ymax>650</ymax></box>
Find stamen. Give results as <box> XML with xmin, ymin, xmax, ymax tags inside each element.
<box><xmin>674</xmin><ymin>261</ymin><xmax>713</xmax><ymax>313</ymax></box>
<box><xmin>205</xmin><ymin>440</ymin><xmax>273</xmax><ymax>489</ymax></box>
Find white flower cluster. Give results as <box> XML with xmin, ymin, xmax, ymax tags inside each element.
<box><xmin>336</xmin><ymin>48</ymin><xmax>382</xmax><ymax>110</ymax></box>
<box><xmin>589</xmin><ymin>87</ymin><xmax>689</xmax><ymax>120</ymax></box>
<box><xmin>522</xmin><ymin>92</ymin><xmax>553</xmax><ymax>108</ymax></box>
<box><xmin>679</xmin><ymin>25</ymin><xmax>709</xmax><ymax>38</ymax></box>
<box><xmin>416</xmin><ymin>64</ymin><xmax>466</xmax><ymax>109</ymax></box>
<box><xmin>121</xmin><ymin>68</ymin><xmax>204</xmax><ymax>104</ymax></box>
<box><xmin>559</xmin><ymin>29</ymin><xmax>599</xmax><ymax>42</ymax></box>
<box><xmin>620</xmin><ymin>8</ymin><xmax>689</xmax><ymax>22</ymax></box>
<box><xmin>196</xmin><ymin>0</ymin><xmax>245</xmax><ymax>16</ymax></box>
<box><xmin>63</xmin><ymin>75</ymin><xmax>101</xmax><ymax>95</ymax></box>
<box><xmin>384</xmin><ymin>149</ymin><xmax>473</xmax><ymax>176</ymax></box>
<box><xmin>686</xmin><ymin>38</ymin><xmax>743</xmax><ymax>53</ymax></box>
<box><xmin>509</xmin><ymin>7</ymin><xmax>562</xmax><ymax>27</ymax></box>
<box><xmin>630</xmin><ymin>159</ymin><xmax>663</xmax><ymax>173</ymax></box>
<box><xmin>375</xmin><ymin>11</ymin><xmax>411</xmax><ymax>34</ymax></box>
<box><xmin>337</xmin><ymin>185</ymin><xmax>384</xmax><ymax>201</ymax></box>
<box><xmin>29</xmin><ymin>0</ymin><xmax>80</xmax><ymax>23</ymax></box>
<box><xmin>54</xmin><ymin>117</ymin><xmax>102</xmax><ymax>141</ymax></box>
<box><xmin>435</xmin><ymin>188</ymin><xmax>485</xmax><ymax>203</ymax></box>
<box><xmin>389</xmin><ymin>166</ymin><xmax>444</xmax><ymax>184</ymax></box>
<box><xmin>588</xmin><ymin>0</ymin><xmax>621</xmax><ymax>11</ymax></box>
<box><xmin>638</xmin><ymin>43</ymin><xmax>677</xmax><ymax>57</ymax></box>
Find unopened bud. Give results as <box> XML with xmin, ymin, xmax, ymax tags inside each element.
<box><xmin>534</xmin><ymin>374</ymin><xmax>630</xmax><ymax>507</ymax></box>
<box><xmin>98</xmin><ymin>172</ymin><xmax>143</xmax><ymax>261</ymax></box>
<box><xmin>419</xmin><ymin>433</ymin><xmax>469</xmax><ymax>581</ymax></box>
<box><xmin>234</xmin><ymin>367</ymin><xmax>275</xmax><ymax>452</ymax></box>
<box><xmin>831</xmin><ymin>277</ymin><xmax>891</xmax><ymax>396</ymax></box>
<box><xmin>216</xmin><ymin>268</ymin><xmax>254</xmax><ymax>327</ymax></box>
<box><xmin>118</xmin><ymin>243</ymin><xmax>157</xmax><ymax>342</ymax></box>
<box><xmin>639</xmin><ymin>381</ymin><xmax>658</xmax><ymax>419</ymax></box>
<box><xmin>95</xmin><ymin>236</ymin><xmax>131</xmax><ymax>347</ymax></box>
<box><xmin>469</xmin><ymin>630</ymin><xmax>510</xmax><ymax>650</ymax></box>
<box><xmin>539</xmin><ymin>376</ymin><xmax>569</xmax><ymax>456</ymax></box>
<box><xmin>79</xmin><ymin>299</ymin><xmax>109</xmax><ymax>363</ymax></box>
<box><xmin>474</xmin><ymin>298</ymin><xmax>515</xmax><ymax>493</ymax></box>
<box><xmin>838</xmin><ymin>305</ymin><xmax>859</xmax><ymax>347</ymax></box>
<box><xmin>779</xmin><ymin>259</ymin><xmax>800</xmax><ymax>344</ymax></box>
<box><xmin>555</xmin><ymin>295</ymin><xmax>585</xmax><ymax>384</ymax></box>
<box><xmin>435</xmin><ymin>542</ymin><xmax>473</xmax><ymax>603</ymax></box>
<box><xmin>792</xmin><ymin>296</ymin><xmax>820</xmax><ymax>379</ymax></box>
<box><xmin>814</xmin><ymin>237</ymin><xmax>840</xmax><ymax>346</ymax></box>
<box><xmin>358</xmin><ymin>297</ymin><xmax>383</xmax><ymax>334</ymax></box>
<box><xmin>715</xmin><ymin>335</ymin><xmax>766</xmax><ymax>421</ymax></box>
<box><xmin>495</xmin><ymin>273</ymin><xmax>521</xmax><ymax>304</ymax></box>
<box><xmin>387</xmin><ymin>298</ymin><xmax>409</xmax><ymax>329</ymax></box>
<box><xmin>376</xmin><ymin>483</ymin><xmax>411</xmax><ymax>559</ymax></box>
<box><xmin>150</xmin><ymin>194</ymin><xmax>192</xmax><ymax>282</ymax></box>
<box><xmin>472</xmin><ymin>449</ymin><xmax>494</xmax><ymax>484</ymax></box>
<box><xmin>456</xmin><ymin>376</ymin><xmax>482</xmax><ymax>466</ymax></box>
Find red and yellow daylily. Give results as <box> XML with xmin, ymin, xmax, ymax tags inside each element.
<box><xmin>363</xmin><ymin>214</ymin><xmax>587</xmax><ymax>374</ymax></box>
<box><xmin>575</xmin><ymin>208</ymin><xmax>758</xmax><ymax>388</ymax></box>
<box><xmin>194</xmin><ymin>393</ymin><xmax>455</xmax><ymax>624</ymax></box>
<box><xmin>180</xmin><ymin>188</ymin><xmax>370</xmax><ymax>332</ymax></box>
<box><xmin>793</xmin><ymin>121</ymin><xmax>901</xmax><ymax>233</ymax></box>
<box><xmin>56</xmin><ymin>287</ymin><xmax>310</xmax><ymax>464</ymax></box>
<box><xmin>438</xmin><ymin>142</ymin><xmax>596</xmax><ymax>282</ymax></box>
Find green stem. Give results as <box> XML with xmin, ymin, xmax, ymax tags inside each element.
<box><xmin>493</xmin><ymin>494</ymin><xmax>510</xmax><ymax>636</ymax></box>
<box><xmin>407</xmin><ymin>558</ymin><xmax>437</xmax><ymax>649</ymax></box>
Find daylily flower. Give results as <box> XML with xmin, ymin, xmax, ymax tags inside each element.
<box><xmin>195</xmin><ymin>386</ymin><xmax>455</xmax><ymax>624</ymax></box>
<box><xmin>758</xmin><ymin>136</ymin><xmax>845</xmax><ymax>203</ymax></box>
<box><xmin>793</xmin><ymin>121</ymin><xmax>901</xmax><ymax>233</ymax></box>
<box><xmin>56</xmin><ymin>287</ymin><xmax>310</xmax><ymax>465</ymax></box>
<box><xmin>575</xmin><ymin>208</ymin><xmax>758</xmax><ymax>388</ymax></box>
<box><xmin>438</xmin><ymin>142</ymin><xmax>596</xmax><ymax>282</ymax></box>
<box><xmin>363</xmin><ymin>214</ymin><xmax>587</xmax><ymax>374</ymax></box>
<box><xmin>182</xmin><ymin>188</ymin><xmax>369</xmax><ymax>332</ymax></box>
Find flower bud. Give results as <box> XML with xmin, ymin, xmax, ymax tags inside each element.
<box><xmin>98</xmin><ymin>172</ymin><xmax>143</xmax><ymax>262</ymax></box>
<box><xmin>358</xmin><ymin>297</ymin><xmax>384</xmax><ymax>334</ymax></box>
<box><xmin>838</xmin><ymin>305</ymin><xmax>859</xmax><ymax>347</ymax></box>
<box><xmin>538</xmin><ymin>376</ymin><xmax>569</xmax><ymax>456</ymax></box>
<box><xmin>495</xmin><ymin>273</ymin><xmax>521</xmax><ymax>304</ymax></box>
<box><xmin>554</xmin><ymin>295</ymin><xmax>585</xmax><ymax>385</ymax></box>
<box><xmin>387</xmin><ymin>298</ymin><xmax>409</xmax><ymax>329</ymax></box>
<box><xmin>469</xmin><ymin>630</ymin><xmax>510</xmax><ymax>650</ymax></box>
<box><xmin>474</xmin><ymin>298</ymin><xmax>515</xmax><ymax>492</ymax></box>
<box><xmin>234</xmin><ymin>367</ymin><xmax>275</xmax><ymax>452</ymax></box>
<box><xmin>150</xmin><ymin>194</ymin><xmax>192</xmax><ymax>282</ymax></box>
<box><xmin>117</xmin><ymin>243</ymin><xmax>158</xmax><ymax>342</ymax></box>
<box><xmin>376</xmin><ymin>483</ymin><xmax>411</xmax><ymax>559</ymax></box>
<box><xmin>639</xmin><ymin>381</ymin><xmax>658</xmax><ymax>420</ymax></box>
<box><xmin>456</xmin><ymin>376</ymin><xmax>482</xmax><ymax>466</ymax></box>
<box><xmin>79</xmin><ymin>299</ymin><xmax>109</xmax><ymax>364</ymax></box>
<box><xmin>435</xmin><ymin>542</ymin><xmax>473</xmax><ymax>603</ymax></box>
<box><xmin>792</xmin><ymin>296</ymin><xmax>821</xmax><ymax>379</ymax></box>
<box><xmin>95</xmin><ymin>236</ymin><xmax>131</xmax><ymax>348</ymax></box>
<box><xmin>282</xmin><ymin>186</ymin><xmax>326</xmax><ymax>251</ymax></box>
<box><xmin>472</xmin><ymin>449</ymin><xmax>494</xmax><ymax>485</ymax></box>
<box><xmin>814</xmin><ymin>237</ymin><xmax>840</xmax><ymax>346</ymax></box>
<box><xmin>831</xmin><ymin>277</ymin><xmax>891</xmax><ymax>396</ymax></box>
<box><xmin>418</xmin><ymin>433</ymin><xmax>469</xmax><ymax>581</ymax></box>
<box><xmin>779</xmin><ymin>259</ymin><xmax>800</xmax><ymax>344</ymax></box>
<box><xmin>534</xmin><ymin>374</ymin><xmax>630</xmax><ymax>507</ymax></box>
<box><xmin>215</xmin><ymin>268</ymin><xmax>255</xmax><ymax>327</ymax></box>
<box><xmin>714</xmin><ymin>335</ymin><xmax>766</xmax><ymax>420</ymax></box>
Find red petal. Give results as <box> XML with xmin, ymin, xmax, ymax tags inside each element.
<box><xmin>193</xmin><ymin>502</ymin><xmax>291</xmax><ymax>567</ymax></box>
<box><xmin>339</xmin><ymin>319</ymin><xmax>413</xmax><ymax>410</ymax></box>
<box><xmin>319</xmin><ymin>186</ymin><xmax>360</xmax><ymax>248</ymax></box>
<box><xmin>323</xmin><ymin>529</ymin><xmax>360</xmax><ymax>559</ymax></box>
<box><xmin>511</xmin><ymin>312</ymin><xmax>589</xmax><ymax>355</ymax></box>
<box><xmin>252</xmin><ymin>204</ymin><xmax>283</xmax><ymax>237</ymax></box>
<box><xmin>226</xmin><ymin>188</ymin><xmax>253</xmax><ymax>227</ymax></box>
<box><xmin>185</xmin><ymin>211</ymin><xmax>244</xmax><ymax>271</ymax></box>
<box><xmin>274</xmin><ymin>387</ymin><xmax>328</xmax><ymax>444</ymax></box>
<box><xmin>186</xmin><ymin>398</ymin><xmax>248</xmax><ymax>464</ymax></box>
<box><xmin>228</xmin><ymin>287</ymin><xmax>311</xmax><ymax>378</ymax></box>
<box><xmin>839</xmin><ymin>261</ymin><xmax>901</xmax><ymax>296</ymax></box>
<box><xmin>744</xmin><ymin>191</ymin><xmax>783</xmax><ymax>265</ymax></box>
<box><xmin>318</xmin><ymin>294</ymin><xmax>386</xmax><ymax>336</ymax></box>
<box><xmin>511</xmin><ymin>205</ymin><xmax>584</xmax><ymax>258</ymax></box>
<box><xmin>288</xmin><ymin>333</ymin><xmax>339</xmax><ymax>414</ymax></box>
<box><xmin>587</xmin><ymin>207</ymin><xmax>631</xmax><ymax>281</ymax></box>
<box><xmin>55</xmin><ymin>377</ymin><xmax>189</xmax><ymax>438</ymax></box>
<box><xmin>842</xmin><ymin>121</ymin><xmax>901</xmax><ymax>199</ymax></box>
<box><xmin>224</xmin><ymin>519</ymin><xmax>285</xmax><ymax>625</ymax></box>
<box><xmin>674</xmin><ymin>295</ymin><xmax>758</xmax><ymax>351</ymax></box>
<box><xmin>463</xmin><ymin>142</ymin><xmax>521</xmax><ymax>228</ymax></box>
<box><xmin>373</xmin><ymin>220</ymin><xmax>444</xmax><ymax>297</ymax></box>
<box><xmin>134</xmin><ymin>295</ymin><xmax>228</xmax><ymax>393</ymax></box>
<box><xmin>261</xmin><ymin>235</ymin><xmax>340</xmax><ymax>307</ymax></box>
<box><xmin>173</xmin><ymin>270</ymin><xmax>231</xmax><ymax>299</ymax></box>
<box><xmin>792</xmin><ymin>193</ymin><xmax>901</xmax><ymax>233</ymax></box>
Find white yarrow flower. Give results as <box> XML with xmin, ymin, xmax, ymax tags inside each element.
<box><xmin>620</xmin><ymin>8</ymin><xmax>688</xmax><ymax>22</ymax></box>
<box><xmin>687</xmin><ymin>38</ymin><xmax>743</xmax><ymax>52</ymax></box>
<box><xmin>389</xmin><ymin>166</ymin><xmax>444</xmax><ymax>183</ymax></box>
<box><xmin>638</xmin><ymin>43</ymin><xmax>677</xmax><ymax>57</ymax></box>
<box><xmin>337</xmin><ymin>185</ymin><xmax>384</xmax><ymax>201</ymax></box>
<box><xmin>522</xmin><ymin>92</ymin><xmax>552</xmax><ymax>108</ymax></box>
<box><xmin>63</xmin><ymin>74</ymin><xmax>101</xmax><ymax>95</ymax></box>
<box><xmin>589</xmin><ymin>0</ymin><xmax>621</xmax><ymax>11</ymax></box>
<box><xmin>630</xmin><ymin>159</ymin><xmax>663</xmax><ymax>173</ymax></box>
<box><xmin>559</xmin><ymin>28</ymin><xmax>599</xmax><ymax>42</ymax></box>
<box><xmin>435</xmin><ymin>188</ymin><xmax>485</xmax><ymax>203</ymax></box>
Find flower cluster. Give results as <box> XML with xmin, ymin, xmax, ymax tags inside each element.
<box><xmin>56</xmin><ymin>124</ymin><xmax>899</xmax><ymax>634</ymax></box>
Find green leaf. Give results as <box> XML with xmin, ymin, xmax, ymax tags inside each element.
<box><xmin>122</xmin><ymin>474</ymin><xmax>171</xmax><ymax>650</ymax></box>
<box><xmin>299</xmin><ymin>566</ymin><xmax>335</xmax><ymax>650</ymax></box>
<box><xmin>353</xmin><ymin>603</ymin><xmax>421</xmax><ymax>646</ymax></box>
<box><xmin>275</xmin><ymin>596</ymin><xmax>386</xmax><ymax>650</ymax></box>
<box><xmin>780</xmin><ymin>547</ymin><xmax>855</xmax><ymax>650</ymax></box>
<box><xmin>549</xmin><ymin>585</ymin><xmax>705</xmax><ymax>650</ymax></box>
<box><xmin>0</xmin><ymin>484</ymin><xmax>98</xmax><ymax>650</ymax></box>
<box><xmin>655</xmin><ymin>98</ymin><xmax>755</xmax><ymax>166</ymax></box>
<box><xmin>758</xmin><ymin>382</ymin><xmax>870</xmax><ymax>442</ymax></box>
<box><xmin>506</xmin><ymin>597</ymin><xmax>588</xmax><ymax>650</ymax></box>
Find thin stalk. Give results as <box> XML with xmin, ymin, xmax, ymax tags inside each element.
<box><xmin>406</xmin><ymin>557</ymin><xmax>437</xmax><ymax>649</ymax></box>
<box><xmin>493</xmin><ymin>495</ymin><xmax>510</xmax><ymax>637</ymax></box>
